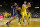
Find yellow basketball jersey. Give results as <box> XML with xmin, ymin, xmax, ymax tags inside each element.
<box><xmin>28</xmin><ymin>13</ymin><xmax>31</xmax><ymax>16</ymax></box>
<box><xmin>22</xmin><ymin>4</ymin><xmax>27</xmax><ymax>12</ymax></box>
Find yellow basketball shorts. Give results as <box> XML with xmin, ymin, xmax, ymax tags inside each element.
<box><xmin>21</xmin><ymin>12</ymin><xmax>27</xmax><ymax>18</ymax></box>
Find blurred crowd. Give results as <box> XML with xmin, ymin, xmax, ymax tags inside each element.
<box><xmin>0</xmin><ymin>11</ymin><xmax>11</xmax><ymax>18</ymax></box>
<box><xmin>32</xmin><ymin>12</ymin><xmax>40</xmax><ymax>18</ymax></box>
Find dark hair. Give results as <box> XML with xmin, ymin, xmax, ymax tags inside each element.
<box><xmin>24</xmin><ymin>1</ymin><xmax>27</xmax><ymax>2</ymax></box>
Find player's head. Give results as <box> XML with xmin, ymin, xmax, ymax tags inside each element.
<box><xmin>24</xmin><ymin>1</ymin><xmax>27</xmax><ymax>5</ymax></box>
<box><xmin>16</xmin><ymin>5</ymin><xmax>18</xmax><ymax>8</ymax></box>
<box><xmin>14</xmin><ymin>2</ymin><xmax>17</xmax><ymax>6</ymax></box>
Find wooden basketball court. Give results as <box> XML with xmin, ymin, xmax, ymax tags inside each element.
<box><xmin>0</xmin><ymin>18</ymin><xmax>40</xmax><ymax>27</ymax></box>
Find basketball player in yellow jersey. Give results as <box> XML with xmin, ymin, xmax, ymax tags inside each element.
<box><xmin>20</xmin><ymin>1</ymin><xmax>28</xmax><ymax>24</ymax></box>
<box><xmin>28</xmin><ymin>12</ymin><xmax>31</xmax><ymax>25</ymax></box>
<box><xmin>28</xmin><ymin>12</ymin><xmax>31</xmax><ymax>20</ymax></box>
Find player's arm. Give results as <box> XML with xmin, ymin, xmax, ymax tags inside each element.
<box><xmin>15</xmin><ymin>7</ymin><xmax>20</xmax><ymax>12</ymax></box>
<box><xmin>16</xmin><ymin>7</ymin><xmax>21</xmax><ymax>10</ymax></box>
<box><xmin>18</xmin><ymin>7</ymin><xmax>22</xmax><ymax>10</ymax></box>
<box><xmin>15</xmin><ymin>7</ymin><xmax>19</xmax><ymax>10</ymax></box>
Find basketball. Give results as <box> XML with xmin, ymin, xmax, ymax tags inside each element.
<box><xmin>28</xmin><ymin>3</ymin><xmax>30</xmax><ymax>5</ymax></box>
<box><xmin>27</xmin><ymin>3</ymin><xmax>31</xmax><ymax>7</ymax></box>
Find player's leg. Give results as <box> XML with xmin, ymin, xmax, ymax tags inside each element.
<box><xmin>20</xmin><ymin>12</ymin><xmax>24</xmax><ymax>24</ymax></box>
<box><xmin>6</xmin><ymin>16</ymin><xmax>15</xmax><ymax>24</ymax></box>
<box><xmin>16</xmin><ymin>10</ymin><xmax>22</xmax><ymax>23</ymax></box>
<box><xmin>17</xmin><ymin>10</ymin><xmax>20</xmax><ymax>22</ymax></box>
<box><xmin>28</xmin><ymin>15</ymin><xmax>31</xmax><ymax>21</ymax></box>
<box><xmin>25</xmin><ymin>13</ymin><xmax>29</xmax><ymax>24</ymax></box>
<box><xmin>29</xmin><ymin>16</ymin><xmax>31</xmax><ymax>23</ymax></box>
<box><xmin>8</xmin><ymin>16</ymin><xmax>15</xmax><ymax>23</ymax></box>
<box><xmin>18</xmin><ymin>13</ymin><xmax>22</xmax><ymax>24</ymax></box>
<box><xmin>29</xmin><ymin>16</ymin><xmax>31</xmax><ymax>24</ymax></box>
<box><xmin>6</xmin><ymin>14</ymin><xmax>16</xmax><ymax>27</ymax></box>
<box><xmin>28</xmin><ymin>16</ymin><xmax>31</xmax><ymax>25</ymax></box>
<box><xmin>18</xmin><ymin>16</ymin><xmax>20</xmax><ymax>22</ymax></box>
<box><xmin>30</xmin><ymin>16</ymin><xmax>31</xmax><ymax>20</ymax></box>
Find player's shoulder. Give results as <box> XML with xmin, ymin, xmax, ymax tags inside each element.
<box><xmin>22</xmin><ymin>4</ymin><xmax>25</xmax><ymax>6</ymax></box>
<box><xmin>22</xmin><ymin>4</ymin><xmax>24</xmax><ymax>5</ymax></box>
